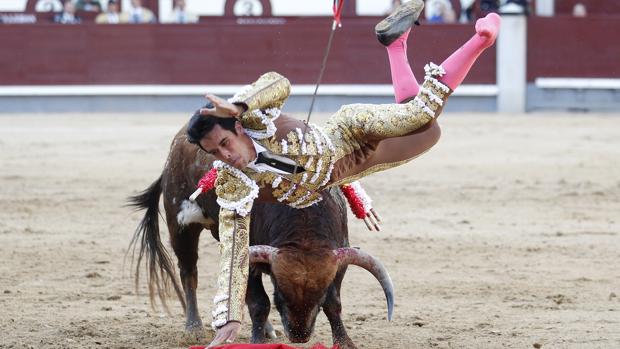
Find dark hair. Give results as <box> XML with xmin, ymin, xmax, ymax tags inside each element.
<box><xmin>186</xmin><ymin>103</ymin><xmax>238</xmax><ymax>150</ymax></box>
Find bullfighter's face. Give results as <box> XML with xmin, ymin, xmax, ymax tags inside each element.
<box><xmin>200</xmin><ymin>122</ymin><xmax>257</xmax><ymax>170</ymax></box>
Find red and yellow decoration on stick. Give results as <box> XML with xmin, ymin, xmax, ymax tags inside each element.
<box><xmin>339</xmin><ymin>181</ymin><xmax>382</xmax><ymax>231</ymax></box>
<box><xmin>189</xmin><ymin>168</ymin><xmax>218</xmax><ymax>201</ymax></box>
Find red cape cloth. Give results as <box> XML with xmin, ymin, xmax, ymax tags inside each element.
<box><xmin>190</xmin><ymin>344</ymin><xmax>336</xmax><ymax>349</ymax></box>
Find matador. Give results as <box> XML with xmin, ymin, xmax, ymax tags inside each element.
<box><xmin>185</xmin><ymin>1</ymin><xmax>501</xmax><ymax>346</ymax></box>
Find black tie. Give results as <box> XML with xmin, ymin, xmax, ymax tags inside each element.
<box><xmin>256</xmin><ymin>152</ymin><xmax>305</xmax><ymax>174</ymax></box>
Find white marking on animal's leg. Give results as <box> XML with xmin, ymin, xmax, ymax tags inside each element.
<box><xmin>265</xmin><ymin>320</ymin><xmax>277</xmax><ymax>339</ymax></box>
<box><xmin>177</xmin><ymin>200</ymin><xmax>212</xmax><ymax>226</ymax></box>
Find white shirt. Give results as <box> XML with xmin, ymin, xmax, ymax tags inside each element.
<box><xmin>247</xmin><ymin>140</ymin><xmax>299</xmax><ymax>175</ymax></box>
<box><xmin>130</xmin><ymin>7</ymin><xmax>143</xmax><ymax>22</ymax></box>
<box><xmin>107</xmin><ymin>13</ymin><xmax>120</xmax><ymax>24</ymax></box>
<box><xmin>35</xmin><ymin>0</ymin><xmax>63</xmax><ymax>12</ymax></box>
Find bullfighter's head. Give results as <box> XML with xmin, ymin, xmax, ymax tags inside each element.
<box><xmin>187</xmin><ymin>105</ymin><xmax>257</xmax><ymax>171</ymax></box>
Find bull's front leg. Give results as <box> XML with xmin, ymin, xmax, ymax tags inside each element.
<box><xmin>323</xmin><ymin>269</ymin><xmax>357</xmax><ymax>349</ymax></box>
<box><xmin>245</xmin><ymin>269</ymin><xmax>273</xmax><ymax>343</ymax></box>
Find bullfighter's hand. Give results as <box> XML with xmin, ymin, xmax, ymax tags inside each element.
<box><xmin>200</xmin><ymin>94</ymin><xmax>245</xmax><ymax>118</ymax></box>
<box><xmin>207</xmin><ymin>321</ymin><xmax>241</xmax><ymax>348</ymax></box>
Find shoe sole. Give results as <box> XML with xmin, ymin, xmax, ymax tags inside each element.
<box><xmin>375</xmin><ymin>0</ymin><xmax>424</xmax><ymax>46</ymax></box>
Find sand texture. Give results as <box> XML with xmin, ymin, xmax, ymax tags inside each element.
<box><xmin>1</xmin><ymin>113</ymin><xmax>619</xmax><ymax>348</ymax></box>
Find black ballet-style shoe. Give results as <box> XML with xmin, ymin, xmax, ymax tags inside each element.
<box><xmin>375</xmin><ymin>0</ymin><xmax>424</xmax><ymax>46</ymax></box>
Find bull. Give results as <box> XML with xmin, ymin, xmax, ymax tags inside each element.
<box><xmin>128</xmin><ymin>125</ymin><xmax>394</xmax><ymax>348</ymax></box>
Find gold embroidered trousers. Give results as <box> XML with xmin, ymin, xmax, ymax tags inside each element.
<box><xmin>324</xmin><ymin>73</ymin><xmax>451</xmax><ymax>187</ymax></box>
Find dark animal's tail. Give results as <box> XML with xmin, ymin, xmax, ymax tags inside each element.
<box><xmin>126</xmin><ymin>176</ymin><xmax>186</xmax><ymax>313</ymax></box>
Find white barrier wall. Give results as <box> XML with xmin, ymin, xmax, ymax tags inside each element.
<box><xmin>497</xmin><ymin>13</ymin><xmax>527</xmax><ymax>113</ymax></box>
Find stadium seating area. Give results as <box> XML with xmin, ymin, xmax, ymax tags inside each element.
<box><xmin>2</xmin><ymin>0</ymin><xmax>619</xmax><ymax>25</ymax></box>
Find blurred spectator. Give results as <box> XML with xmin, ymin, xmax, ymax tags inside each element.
<box><xmin>76</xmin><ymin>0</ymin><xmax>102</xmax><ymax>12</ymax></box>
<box><xmin>1</xmin><ymin>13</ymin><xmax>37</xmax><ymax>24</ymax></box>
<box><xmin>481</xmin><ymin>0</ymin><xmax>499</xmax><ymax>13</ymax></box>
<box><xmin>505</xmin><ymin>0</ymin><xmax>528</xmax><ymax>6</ymax></box>
<box><xmin>165</xmin><ymin>0</ymin><xmax>198</xmax><ymax>24</ymax></box>
<box><xmin>54</xmin><ymin>1</ymin><xmax>81</xmax><ymax>24</ymax></box>
<box><xmin>96</xmin><ymin>0</ymin><xmax>123</xmax><ymax>23</ymax></box>
<box><xmin>459</xmin><ymin>0</ymin><xmax>475</xmax><ymax>22</ymax></box>
<box><xmin>124</xmin><ymin>0</ymin><xmax>156</xmax><ymax>23</ymax></box>
<box><xmin>233</xmin><ymin>0</ymin><xmax>263</xmax><ymax>16</ymax></box>
<box><xmin>35</xmin><ymin>0</ymin><xmax>63</xmax><ymax>12</ymax></box>
<box><xmin>572</xmin><ymin>3</ymin><xmax>587</xmax><ymax>17</ymax></box>
<box><xmin>500</xmin><ymin>0</ymin><xmax>528</xmax><ymax>14</ymax></box>
<box><xmin>425</xmin><ymin>0</ymin><xmax>456</xmax><ymax>23</ymax></box>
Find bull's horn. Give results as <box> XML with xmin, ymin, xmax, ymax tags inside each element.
<box><xmin>334</xmin><ymin>247</ymin><xmax>394</xmax><ymax>321</ymax></box>
<box><xmin>249</xmin><ymin>245</ymin><xmax>278</xmax><ymax>264</ymax></box>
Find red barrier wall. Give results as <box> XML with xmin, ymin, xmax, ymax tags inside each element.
<box><xmin>0</xmin><ymin>18</ymin><xmax>494</xmax><ymax>85</ymax></box>
<box><xmin>527</xmin><ymin>16</ymin><xmax>620</xmax><ymax>80</ymax></box>
<box><xmin>1</xmin><ymin>16</ymin><xmax>618</xmax><ymax>86</ymax></box>
<box><xmin>555</xmin><ymin>0</ymin><xmax>620</xmax><ymax>15</ymax></box>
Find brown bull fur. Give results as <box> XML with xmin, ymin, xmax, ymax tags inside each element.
<box><xmin>128</xmin><ymin>123</ymin><xmax>387</xmax><ymax>349</ymax></box>
<box><xmin>271</xmin><ymin>248</ymin><xmax>339</xmax><ymax>309</ymax></box>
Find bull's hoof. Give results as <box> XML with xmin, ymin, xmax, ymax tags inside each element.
<box><xmin>185</xmin><ymin>319</ymin><xmax>204</xmax><ymax>334</ymax></box>
<box><xmin>178</xmin><ymin>322</ymin><xmax>208</xmax><ymax>345</ymax></box>
<box><xmin>265</xmin><ymin>321</ymin><xmax>278</xmax><ymax>340</ymax></box>
<box><xmin>251</xmin><ymin>321</ymin><xmax>280</xmax><ymax>343</ymax></box>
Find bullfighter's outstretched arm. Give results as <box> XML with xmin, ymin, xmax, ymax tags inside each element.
<box><xmin>211</xmin><ymin>164</ymin><xmax>257</xmax><ymax>329</ymax></box>
<box><xmin>212</xmin><ymin>207</ymin><xmax>250</xmax><ymax>329</ymax></box>
<box><xmin>228</xmin><ymin>71</ymin><xmax>291</xmax><ymax>139</ymax></box>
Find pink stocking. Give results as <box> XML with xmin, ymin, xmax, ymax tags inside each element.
<box><xmin>385</xmin><ymin>29</ymin><xmax>420</xmax><ymax>103</ymax></box>
<box><xmin>439</xmin><ymin>13</ymin><xmax>501</xmax><ymax>90</ymax></box>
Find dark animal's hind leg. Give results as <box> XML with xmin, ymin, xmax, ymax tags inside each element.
<box><xmin>170</xmin><ymin>222</ymin><xmax>204</xmax><ymax>333</ymax></box>
<box><xmin>323</xmin><ymin>267</ymin><xmax>357</xmax><ymax>349</ymax></box>
<box><xmin>246</xmin><ymin>269</ymin><xmax>272</xmax><ymax>343</ymax></box>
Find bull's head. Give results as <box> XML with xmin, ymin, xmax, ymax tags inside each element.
<box><xmin>249</xmin><ymin>245</ymin><xmax>394</xmax><ymax>343</ymax></box>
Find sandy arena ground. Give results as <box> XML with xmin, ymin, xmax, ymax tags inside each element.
<box><xmin>1</xmin><ymin>112</ymin><xmax>619</xmax><ymax>349</ymax></box>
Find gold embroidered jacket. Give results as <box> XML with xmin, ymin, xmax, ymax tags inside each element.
<box><xmin>210</xmin><ymin>69</ymin><xmax>451</xmax><ymax>329</ymax></box>
<box><xmin>210</xmin><ymin>72</ymin><xmax>338</xmax><ymax>329</ymax></box>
